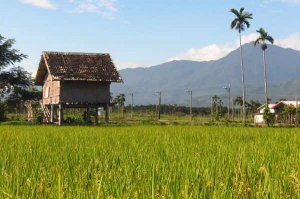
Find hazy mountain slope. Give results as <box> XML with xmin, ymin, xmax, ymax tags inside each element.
<box><xmin>112</xmin><ymin>43</ymin><xmax>300</xmax><ymax>106</ymax></box>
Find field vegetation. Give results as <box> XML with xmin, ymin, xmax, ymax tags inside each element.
<box><xmin>0</xmin><ymin>125</ymin><xmax>299</xmax><ymax>198</ymax></box>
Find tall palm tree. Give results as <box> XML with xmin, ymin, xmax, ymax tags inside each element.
<box><xmin>254</xmin><ymin>28</ymin><xmax>274</xmax><ymax>107</ymax></box>
<box><xmin>230</xmin><ymin>7</ymin><xmax>253</xmax><ymax>123</ymax></box>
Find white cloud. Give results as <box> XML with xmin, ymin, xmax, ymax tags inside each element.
<box><xmin>71</xmin><ymin>0</ymin><xmax>117</xmax><ymax>17</ymax></box>
<box><xmin>169</xmin><ymin>33</ymin><xmax>258</xmax><ymax>62</ymax></box>
<box><xmin>275</xmin><ymin>34</ymin><xmax>300</xmax><ymax>50</ymax></box>
<box><xmin>114</xmin><ymin>61</ymin><xmax>143</xmax><ymax>70</ymax></box>
<box><xmin>169</xmin><ymin>33</ymin><xmax>300</xmax><ymax>62</ymax></box>
<box><xmin>19</xmin><ymin>0</ymin><xmax>55</xmax><ymax>9</ymax></box>
<box><xmin>238</xmin><ymin>33</ymin><xmax>259</xmax><ymax>46</ymax></box>
<box><xmin>168</xmin><ymin>44</ymin><xmax>234</xmax><ymax>62</ymax></box>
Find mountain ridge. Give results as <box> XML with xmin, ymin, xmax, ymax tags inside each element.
<box><xmin>112</xmin><ymin>43</ymin><xmax>300</xmax><ymax>106</ymax></box>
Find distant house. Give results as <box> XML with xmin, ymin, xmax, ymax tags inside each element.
<box><xmin>35</xmin><ymin>51</ymin><xmax>122</xmax><ymax>125</ymax></box>
<box><xmin>254</xmin><ymin>101</ymin><xmax>299</xmax><ymax>124</ymax></box>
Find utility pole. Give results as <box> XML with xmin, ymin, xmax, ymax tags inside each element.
<box><xmin>232</xmin><ymin>99</ymin><xmax>234</xmax><ymax>121</ymax></box>
<box><xmin>186</xmin><ymin>90</ymin><xmax>192</xmax><ymax>121</ymax></box>
<box><xmin>223</xmin><ymin>83</ymin><xmax>231</xmax><ymax>119</ymax></box>
<box><xmin>211</xmin><ymin>97</ymin><xmax>213</xmax><ymax>118</ymax></box>
<box><xmin>296</xmin><ymin>96</ymin><xmax>298</xmax><ymax>126</ymax></box>
<box><xmin>156</xmin><ymin>91</ymin><xmax>162</xmax><ymax>120</ymax></box>
<box><xmin>130</xmin><ymin>93</ymin><xmax>133</xmax><ymax>120</ymax></box>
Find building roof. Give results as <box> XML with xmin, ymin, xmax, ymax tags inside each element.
<box><xmin>257</xmin><ymin>100</ymin><xmax>299</xmax><ymax>113</ymax></box>
<box><xmin>257</xmin><ymin>103</ymin><xmax>276</xmax><ymax>110</ymax></box>
<box><xmin>35</xmin><ymin>51</ymin><xmax>123</xmax><ymax>85</ymax></box>
<box><xmin>280</xmin><ymin>101</ymin><xmax>298</xmax><ymax>107</ymax></box>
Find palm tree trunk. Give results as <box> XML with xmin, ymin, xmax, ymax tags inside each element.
<box><xmin>263</xmin><ymin>50</ymin><xmax>268</xmax><ymax>106</ymax></box>
<box><xmin>239</xmin><ymin>32</ymin><xmax>246</xmax><ymax>124</ymax></box>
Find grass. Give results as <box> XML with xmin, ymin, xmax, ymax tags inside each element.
<box><xmin>0</xmin><ymin>125</ymin><xmax>299</xmax><ymax>198</ymax></box>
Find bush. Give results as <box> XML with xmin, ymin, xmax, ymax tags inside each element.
<box><xmin>33</xmin><ymin>108</ymin><xmax>44</xmax><ymax>124</ymax></box>
<box><xmin>0</xmin><ymin>102</ymin><xmax>7</xmax><ymax>121</ymax></box>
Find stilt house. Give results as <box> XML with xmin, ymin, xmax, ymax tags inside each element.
<box><xmin>35</xmin><ymin>51</ymin><xmax>122</xmax><ymax>125</ymax></box>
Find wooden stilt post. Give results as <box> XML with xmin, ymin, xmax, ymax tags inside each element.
<box><xmin>59</xmin><ymin>103</ymin><xmax>63</xmax><ymax>126</ymax></box>
<box><xmin>95</xmin><ymin>107</ymin><xmax>99</xmax><ymax>125</ymax></box>
<box><xmin>50</xmin><ymin>104</ymin><xmax>54</xmax><ymax>123</ymax></box>
<box><xmin>105</xmin><ymin>103</ymin><xmax>109</xmax><ymax>124</ymax></box>
<box><xmin>55</xmin><ymin>106</ymin><xmax>59</xmax><ymax>121</ymax></box>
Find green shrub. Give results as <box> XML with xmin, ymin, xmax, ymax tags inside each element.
<box><xmin>33</xmin><ymin>108</ymin><xmax>44</xmax><ymax>124</ymax></box>
<box><xmin>263</xmin><ymin>107</ymin><xmax>275</xmax><ymax>127</ymax></box>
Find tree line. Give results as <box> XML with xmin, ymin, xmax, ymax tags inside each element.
<box><xmin>0</xmin><ymin>34</ymin><xmax>40</xmax><ymax>121</ymax></box>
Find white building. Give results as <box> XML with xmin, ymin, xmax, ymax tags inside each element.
<box><xmin>254</xmin><ymin>101</ymin><xmax>299</xmax><ymax>124</ymax></box>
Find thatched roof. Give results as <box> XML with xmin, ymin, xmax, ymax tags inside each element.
<box><xmin>35</xmin><ymin>51</ymin><xmax>122</xmax><ymax>85</ymax></box>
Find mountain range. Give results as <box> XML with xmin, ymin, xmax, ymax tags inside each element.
<box><xmin>111</xmin><ymin>43</ymin><xmax>300</xmax><ymax>106</ymax></box>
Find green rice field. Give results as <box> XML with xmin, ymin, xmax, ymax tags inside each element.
<box><xmin>0</xmin><ymin>125</ymin><xmax>300</xmax><ymax>198</ymax></box>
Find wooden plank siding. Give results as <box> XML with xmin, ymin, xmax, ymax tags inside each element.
<box><xmin>42</xmin><ymin>72</ymin><xmax>111</xmax><ymax>105</ymax></box>
<box><xmin>42</xmin><ymin>73</ymin><xmax>60</xmax><ymax>105</ymax></box>
<box><xmin>60</xmin><ymin>81</ymin><xmax>110</xmax><ymax>104</ymax></box>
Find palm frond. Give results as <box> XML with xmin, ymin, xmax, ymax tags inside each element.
<box><xmin>266</xmin><ymin>35</ymin><xmax>274</xmax><ymax>44</ymax></box>
<box><xmin>239</xmin><ymin>7</ymin><xmax>245</xmax><ymax>14</ymax></box>
<box><xmin>230</xmin><ymin>19</ymin><xmax>238</xmax><ymax>29</ymax></box>
<box><xmin>230</xmin><ymin>8</ymin><xmax>240</xmax><ymax>17</ymax></box>
<box><xmin>244</xmin><ymin>20</ymin><xmax>250</xmax><ymax>28</ymax></box>
<box><xmin>256</xmin><ymin>28</ymin><xmax>265</xmax><ymax>35</ymax></box>
<box><xmin>243</xmin><ymin>12</ymin><xmax>253</xmax><ymax>19</ymax></box>
<box><xmin>254</xmin><ymin>38</ymin><xmax>261</xmax><ymax>46</ymax></box>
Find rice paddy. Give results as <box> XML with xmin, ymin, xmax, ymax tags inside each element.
<box><xmin>0</xmin><ymin>125</ymin><xmax>299</xmax><ymax>198</ymax></box>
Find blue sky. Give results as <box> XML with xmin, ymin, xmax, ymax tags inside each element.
<box><xmin>1</xmin><ymin>0</ymin><xmax>300</xmax><ymax>73</ymax></box>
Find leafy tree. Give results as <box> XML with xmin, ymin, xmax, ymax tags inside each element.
<box><xmin>118</xmin><ymin>94</ymin><xmax>126</xmax><ymax>117</ymax></box>
<box><xmin>113</xmin><ymin>94</ymin><xmax>126</xmax><ymax>119</ymax></box>
<box><xmin>263</xmin><ymin>106</ymin><xmax>275</xmax><ymax>127</ymax></box>
<box><xmin>246</xmin><ymin>99</ymin><xmax>261</xmax><ymax>116</ymax></box>
<box><xmin>0</xmin><ymin>34</ymin><xmax>28</xmax><ymax>100</ymax></box>
<box><xmin>0</xmin><ymin>34</ymin><xmax>28</xmax><ymax>120</ymax></box>
<box><xmin>1</xmin><ymin>66</ymin><xmax>31</xmax><ymax>93</ymax></box>
<box><xmin>278</xmin><ymin>105</ymin><xmax>295</xmax><ymax>124</ymax></box>
<box><xmin>254</xmin><ymin>28</ymin><xmax>274</xmax><ymax>108</ymax></box>
<box><xmin>233</xmin><ymin>96</ymin><xmax>243</xmax><ymax>120</ymax></box>
<box><xmin>230</xmin><ymin>7</ymin><xmax>253</xmax><ymax>123</ymax></box>
<box><xmin>1</xmin><ymin>66</ymin><xmax>41</xmax><ymax>112</ymax></box>
<box><xmin>0</xmin><ymin>35</ymin><xmax>27</xmax><ymax>70</ymax></box>
<box><xmin>233</xmin><ymin>96</ymin><xmax>243</xmax><ymax>107</ymax></box>
<box><xmin>211</xmin><ymin>95</ymin><xmax>224</xmax><ymax>121</ymax></box>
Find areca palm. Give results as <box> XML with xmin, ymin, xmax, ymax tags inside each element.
<box><xmin>230</xmin><ymin>7</ymin><xmax>253</xmax><ymax>123</ymax></box>
<box><xmin>254</xmin><ymin>28</ymin><xmax>274</xmax><ymax>107</ymax></box>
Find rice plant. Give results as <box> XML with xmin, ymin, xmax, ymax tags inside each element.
<box><xmin>0</xmin><ymin>125</ymin><xmax>299</xmax><ymax>198</ymax></box>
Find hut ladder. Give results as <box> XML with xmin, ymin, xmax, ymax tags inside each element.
<box><xmin>40</xmin><ymin>102</ymin><xmax>51</xmax><ymax>123</ymax></box>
